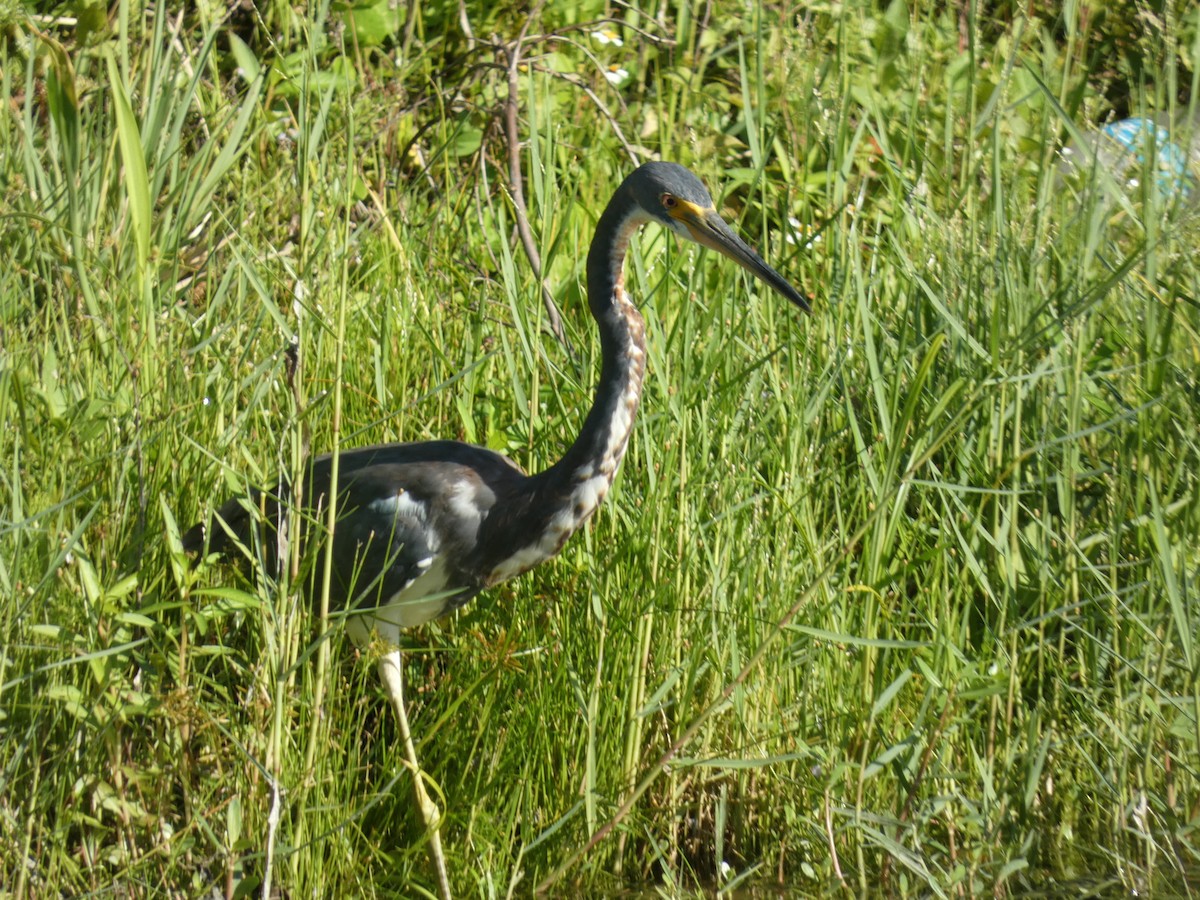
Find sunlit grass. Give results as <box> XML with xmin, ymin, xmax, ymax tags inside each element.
<box><xmin>2</xmin><ymin>1</ymin><xmax>1198</xmax><ymax>896</ymax></box>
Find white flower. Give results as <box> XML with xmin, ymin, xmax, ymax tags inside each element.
<box><xmin>785</xmin><ymin>216</ymin><xmax>821</xmax><ymax>249</ymax></box>
<box><xmin>591</xmin><ymin>28</ymin><xmax>623</xmax><ymax>46</ymax></box>
<box><xmin>604</xmin><ymin>66</ymin><xmax>630</xmax><ymax>86</ymax></box>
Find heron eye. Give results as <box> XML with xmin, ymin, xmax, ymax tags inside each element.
<box><xmin>661</xmin><ymin>193</ymin><xmax>677</xmax><ymax>209</ymax></box>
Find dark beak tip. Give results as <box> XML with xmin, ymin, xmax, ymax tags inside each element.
<box><xmin>792</xmin><ymin>291</ymin><xmax>814</xmax><ymax>315</ymax></box>
<box><xmin>776</xmin><ymin>283</ymin><xmax>813</xmax><ymax>314</ymax></box>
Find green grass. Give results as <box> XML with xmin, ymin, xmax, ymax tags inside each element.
<box><xmin>2</xmin><ymin>1</ymin><xmax>1199</xmax><ymax>896</ymax></box>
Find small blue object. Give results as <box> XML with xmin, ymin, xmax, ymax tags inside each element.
<box><xmin>1099</xmin><ymin>117</ymin><xmax>1193</xmax><ymax>197</ymax></box>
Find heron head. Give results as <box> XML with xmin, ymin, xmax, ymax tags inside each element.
<box><xmin>628</xmin><ymin>161</ymin><xmax>812</xmax><ymax>314</ymax></box>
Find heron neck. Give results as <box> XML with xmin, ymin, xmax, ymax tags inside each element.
<box><xmin>536</xmin><ymin>201</ymin><xmax>648</xmax><ymax>514</ymax></box>
<box><xmin>479</xmin><ymin>199</ymin><xmax>649</xmax><ymax>586</ymax></box>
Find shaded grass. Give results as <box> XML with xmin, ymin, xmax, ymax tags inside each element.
<box><xmin>2</xmin><ymin>1</ymin><xmax>1199</xmax><ymax>896</ymax></box>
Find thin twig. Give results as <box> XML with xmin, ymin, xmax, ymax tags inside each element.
<box><xmin>457</xmin><ymin>0</ymin><xmax>476</xmax><ymax>50</ymax></box>
<box><xmin>824</xmin><ymin>788</ymin><xmax>845</xmax><ymax>886</ymax></box>
<box><xmin>262</xmin><ymin>777</ymin><xmax>282</xmax><ymax>900</ymax></box>
<box><xmin>570</xmin><ymin>15</ymin><xmax>677</xmax><ymax>48</ymax></box>
<box><xmin>501</xmin><ymin>5</ymin><xmax>573</xmax><ymax>355</ymax></box>
<box><xmin>525</xmin><ymin>36</ymin><xmax>637</xmax><ymax>164</ymax></box>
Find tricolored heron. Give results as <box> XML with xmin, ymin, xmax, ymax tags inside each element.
<box><xmin>182</xmin><ymin>161</ymin><xmax>810</xmax><ymax>897</ymax></box>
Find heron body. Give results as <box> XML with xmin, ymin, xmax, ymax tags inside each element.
<box><xmin>181</xmin><ymin>161</ymin><xmax>809</xmax><ymax>897</ymax></box>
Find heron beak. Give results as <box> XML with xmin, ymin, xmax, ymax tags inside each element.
<box><xmin>672</xmin><ymin>202</ymin><xmax>813</xmax><ymax>314</ymax></box>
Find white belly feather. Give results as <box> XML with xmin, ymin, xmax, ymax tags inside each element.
<box><xmin>346</xmin><ymin>555</ymin><xmax>455</xmax><ymax>646</ymax></box>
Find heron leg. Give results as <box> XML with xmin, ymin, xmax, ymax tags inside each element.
<box><xmin>378</xmin><ymin>648</ymin><xmax>452</xmax><ymax>900</ymax></box>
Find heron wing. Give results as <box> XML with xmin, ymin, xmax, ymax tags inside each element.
<box><xmin>182</xmin><ymin>440</ymin><xmax>526</xmax><ymax>627</ymax></box>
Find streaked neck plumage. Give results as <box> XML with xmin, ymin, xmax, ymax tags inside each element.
<box><xmin>555</xmin><ymin>186</ymin><xmax>649</xmax><ymax>485</ymax></box>
<box><xmin>484</xmin><ymin>189</ymin><xmax>650</xmax><ymax>584</ymax></box>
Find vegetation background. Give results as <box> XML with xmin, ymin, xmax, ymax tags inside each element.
<box><xmin>2</xmin><ymin>0</ymin><xmax>1198</xmax><ymax>896</ymax></box>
